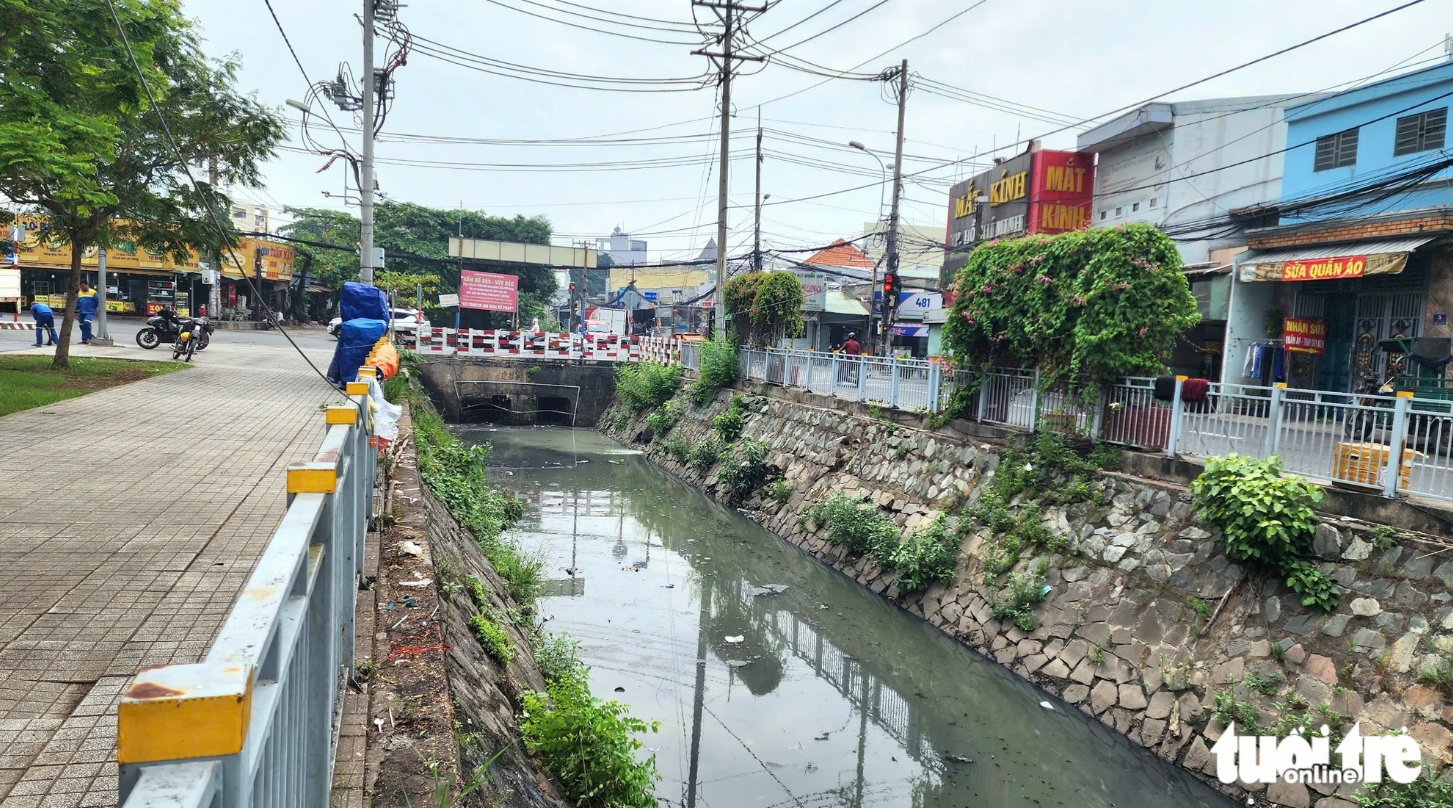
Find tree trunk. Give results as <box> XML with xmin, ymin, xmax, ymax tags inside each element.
<box><xmin>51</xmin><ymin>232</ymin><xmax>84</xmax><ymax>369</ymax></box>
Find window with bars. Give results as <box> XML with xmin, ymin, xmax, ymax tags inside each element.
<box><xmin>1393</xmin><ymin>108</ymin><xmax>1447</xmax><ymax>156</ymax></box>
<box><xmin>1313</xmin><ymin>128</ymin><xmax>1359</xmax><ymax>171</ymax></box>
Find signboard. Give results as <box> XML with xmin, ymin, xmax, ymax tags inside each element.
<box><xmin>460</xmin><ymin>270</ymin><xmax>518</xmax><ymax>312</ymax></box>
<box><xmin>1281</xmin><ymin>254</ymin><xmax>1366</xmax><ymax>282</ymax></box>
<box><xmin>895</xmin><ymin>292</ymin><xmax>942</xmax><ymax>319</ymax></box>
<box><xmin>1028</xmin><ymin>150</ymin><xmax>1095</xmax><ymax>235</ymax></box>
<box><xmin>794</xmin><ymin>271</ymin><xmax>827</xmax><ymax>312</ymax></box>
<box><xmin>8</xmin><ymin>214</ymin><xmax>199</xmax><ymax>273</ymax></box>
<box><xmin>438</xmin><ymin>293</ymin><xmax>460</xmax><ymax>307</ymax></box>
<box><xmin>643</xmin><ymin>291</ymin><xmax>658</xmax><ymax>301</ymax></box>
<box><xmin>891</xmin><ymin>324</ymin><xmax>929</xmax><ymax>337</ymax></box>
<box><xmin>1284</xmin><ymin>318</ymin><xmax>1328</xmax><ymax>354</ymax></box>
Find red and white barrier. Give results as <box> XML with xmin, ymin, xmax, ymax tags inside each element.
<box><xmin>405</xmin><ymin>328</ymin><xmax>682</xmax><ymax>364</ymax></box>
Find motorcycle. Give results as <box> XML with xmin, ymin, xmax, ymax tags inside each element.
<box><xmin>136</xmin><ymin>308</ymin><xmax>209</xmax><ymax>351</ymax></box>
<box><xmin>171</xmin><ymin>317</ymin><xmax>215</xmax><ymax>363</ymax></box>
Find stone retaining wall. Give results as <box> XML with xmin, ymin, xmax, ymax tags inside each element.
<box><xmin>601</xmin><ymin>387</ymin><xmax>1453</xmax><ymax>808</ymax></box>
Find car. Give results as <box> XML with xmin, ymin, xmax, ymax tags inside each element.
<box><xmin>326</xmin><ymin>308</ymin><xmax>429</xmax><ymax>339</ymax></box>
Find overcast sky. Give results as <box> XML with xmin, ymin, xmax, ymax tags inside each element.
<box><xmin>183</xmin><ymin>0</ymin><xmax>1450</xmax><ymax>263</ymax></box>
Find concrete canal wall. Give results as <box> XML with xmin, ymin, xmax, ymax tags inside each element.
<box><xmin>601</xmin><ymin>383</ymin><xmax>1453</xmax><ymax>807</ymax></box>
<box><xmin>417</xmin><ymin>357</ymin><xmax>617</xmax><ymax>426</ymax></box>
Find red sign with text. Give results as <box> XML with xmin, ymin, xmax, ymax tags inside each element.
<box><xmin>1280</xmin><ymin>255</ymin><xmax>1366</xmax><ymax>282</ymax></box>
<box><xmin>1284</xmin><ymin>317</ymin><xmax>1328</xmax><ymax>355</ymax></box>
<box><xmin>1028</xmin><ymin>150</ymin><xmax>1096</xmax><ymax>235</ymax></box>
<box><xmin>460</xmin><ymin>270</ymin><xmax>518</xmax><ymax>313</ymax></box>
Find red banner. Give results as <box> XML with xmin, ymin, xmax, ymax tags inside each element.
<box><xmin>1284</xmin><ymin>317</ymin><xmax>1327</xmax><ymax>355</ymax></box>
<box><xmin>459</xmin><ymin>270</ymin><xmax>518</xmax><ymax>313</ymax></box>
<box><xmin>1281</xmin><ymin>255</ymin><xmax>1366</xmax><ymax>282</ymax></box>
<box><xmin>1028</xmin><ymin>150</ymin><xmax>1095</xmax><ymax>235</ymax></box>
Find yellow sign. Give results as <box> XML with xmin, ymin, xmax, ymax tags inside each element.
<box><xmin>952</xmin><ymin>181</ymin><xmax>979</xmax><ymax>219</ymax></box>
<box><xmin>219</xmin><ymin>237</ymin><xmax>295</xmax><ymax>281</ymax></box>
<box><xmin>989</xmin><ymin>170</ymin><xmax>1027</xmax><ymax>207</ymax></box>
<box><xmin>9</xmin><ymin>215</ymin><xmax>199</xmax><ymax>274</ymax></box>
<box><xmin>1044</xmin><ymin>164</ymin><xmax>1088</xmax><ymax>193</ymax></box>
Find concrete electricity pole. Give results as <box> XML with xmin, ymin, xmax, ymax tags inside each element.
<box><xmin>882</xmin><ymin>59</ymin><xmax>908</xmax><ymax>355</ymax></box>
<box><xmin>208</xmin><ymin>156</ymin><xmax>221</xmax><ymax>319</ymax></box>
<box><xmin>359</xmin><ymin>0</ymin><xmax>377</xmax><ymax>285</ymax></box>
<box><xmin>692</xmin><ymin>0</ymin><xmax>765</xmax><ymax>339</ymax></box>
<box><xmin>753</xmin><ymin>108</ymin><xmax>763</xmax><ymax>273</ymax></box>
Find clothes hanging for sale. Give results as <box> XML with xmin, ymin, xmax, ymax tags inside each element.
<box><xmin>1181</xmin><ymin>378</ymin><xmax>1210</xmax><ymax>402</ymax></box>
<box><xmin>1153</xmin><ymin>375</ymin><xmax>1177</xmax><ymax>402</ymax></box>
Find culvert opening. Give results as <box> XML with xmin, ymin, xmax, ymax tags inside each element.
<box><xmin>537</xmin><ymin>396</ymin><xmax>574</xmax><ymax>426</ymax></box>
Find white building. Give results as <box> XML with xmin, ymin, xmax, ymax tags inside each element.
<box><xmin>596</xmin><ymin>226</ymin><xmax>648</xmax><ymax>267</ymax></box>
<box><xmin>1078</xmin><ymin>96</ymin><xmax>1313</xmax><ymax>264</ymax></box>
<box><xmin>229</xmin><ymin>203</ymin><xmax>270</xmax><ymax>235</ymax></box>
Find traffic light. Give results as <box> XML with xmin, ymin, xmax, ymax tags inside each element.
<box><xmin>881</xmin><ymin>271</ymin><xmax>898</xmax><ymax>308</ymax></box>
<box><xmin>569</xmin><ymin>281</ymin><xmax>577</xmax><ymax>298</ymax></box>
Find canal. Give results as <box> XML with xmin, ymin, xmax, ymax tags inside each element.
<box><xmin>461</xmin><ymin>425</ymin><xmax>1233</xmax><ymax>808</ymax></box>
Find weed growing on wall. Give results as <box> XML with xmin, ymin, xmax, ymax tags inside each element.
<box><xmin>687</xmin><ymin>433</ymin><xmax>725</xmax><ymax>474</ymax></box>
<box><xmin>806</xmin><ymin>492</ymin><xmax>902</xmax><ymax>562</ymax></box>
<box><xmin>1191</xmin><ymin>454</ymin><xmax>1337</xmax><ymax>613</ymax></box>
<box><xmin>412</xmin><ymin>400</ymin><xmax>542</xmax><ymax>612</ymax></box>
<box><xmin>531</xmin><ymin>631</ymin><xmax>584</xmax><ymax>684</ymax></box>
<box><xmin>615</xmin><ymin>361</ymin><xmax>683</xmax><ymax>413</ymax></box>
<box><xmin>468</xmin><ymin>611</ymin><xmax>514</xmax><ymax>664</ymax></box>
<box><xmin>520</xmin><ymin>672</ymin><xmax>660</xmax><ymax>808</ymax></box>
<box><xmin>716</xmin><ymin>438</ymin><xmax>773</xmax><ymax>503</ymax></box>
<box><xmin>657</xmin><ymin>434</ymin><xmax>691</xmax><ymax>464</ymax></box>
<box><xmin>646</xmin><ymin>400</ymin><xmax>682</xmax><ymax>438</ymax></box>
<box><xmin>890</xmin><ymin>514</ymin><xmax>958</xmax><ymax>592</ymax></box>
<box><xmin>688</xmin><ymin>338</ymin><xmax>740</xmax><ymax>407</ymax></box>
<box><xmin>713</xmin><ymin>394</ymin><xmax>749</xmax><ymax>442</ymax></box>
<box><xmin>767</xmin><ymin>479</ymin><xmax>794</xmax><ymax>507</ymax></box>
<box><xmin>988</xmin><ymin>563</ymin><xmax>1049</xmax><ymax>631</ymax></box>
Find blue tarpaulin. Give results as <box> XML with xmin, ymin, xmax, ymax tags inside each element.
<box><xmin>327</xmin><ymin>318</ymin><xmax>389</xmax><ymax>386</ymax></box>
<box><xmin>339</xmin><ymin>282</ymin><xmax>388</xmax><ymax>322</ymax></box>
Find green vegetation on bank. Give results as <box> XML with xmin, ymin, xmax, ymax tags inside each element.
<box><xmin>1191</xmin><ymin>454</ymin><xmax>1338</xmax><ymax>613</ymax></box>
<box><xmin>522</xmin><ymin>631</ymin><xmax>660</xmax><ymax>808</ymax></box>
<box><xmin>393</xmin><ymin>374</ymin><xmax>660</xmax><ymax>805</ymax></box>
<box><xmin>615</xmin><ymin>361</ymin><xmax>683</xmax><ymax>413</ymax></box>
<box><xmin>0</xmin><ymin>355</ymin><xmax>188</xmax><ymax>417</ymax></box>
<box><xmin>688</xmin><ymin>338</ymin><xmax>739</xmax><ymax>406</ymax></box>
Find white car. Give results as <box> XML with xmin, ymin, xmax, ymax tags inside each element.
<box><xmin>328</xmin><ymin>308</ymin><xmax>429</xmax><ymax>338</ymax></box>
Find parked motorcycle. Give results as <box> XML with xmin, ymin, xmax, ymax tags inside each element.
<box><xmin>171</xmin><ymin>317</ymin><xmax>215</xmax><ymax>363</ymax></box>
<box><xmin>136</xmin><ymin>308</ymin><xmax>209</xmax><ymax>350</ymax></box>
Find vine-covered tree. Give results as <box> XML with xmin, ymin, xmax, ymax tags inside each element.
<box><xmin>0</xmin><ymin>0</ymin><xmax>284</xmax><ymax>367</ymax></box>
<box><xmin>943</xmin><ymin>224</ymin><xmax>1198</xmax><ymax>388</ymax></box>
<box><xmin>723</xmin><ymin>271</ymin><xmax>804</xmax><ymax>347</ymax></box>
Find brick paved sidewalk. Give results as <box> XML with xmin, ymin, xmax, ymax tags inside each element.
<box><xmin>0</xmin><ymin>342</ymin><xmax>341</xmax><ymax>805</ymax></box>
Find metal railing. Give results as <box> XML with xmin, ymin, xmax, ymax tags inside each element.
<box><xmin>713</xmin><ymin>346</ymin><xmax>1453</xmax><ymax>506</ymax></box>
<box><xmin>116</xmin><ymin>375</ymin><xmax>377</xmax><ymax>807</ymax></box>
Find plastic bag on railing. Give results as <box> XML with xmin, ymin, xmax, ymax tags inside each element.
<box><xmin>365</xmin><ymin>375</ymin><xmax>402</xmax><ymax>446</ymax></box>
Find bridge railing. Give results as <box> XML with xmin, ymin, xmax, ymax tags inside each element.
<box><xmin>115</xmin><ymin>374</ymin><xmax>377</xmax><ymax>807</ymax></box>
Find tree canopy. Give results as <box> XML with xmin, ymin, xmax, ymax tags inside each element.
<box><xmin>723</xmin><ymin>271</ymin><xmax>805</xmax><ymax>347</ymax></box>
<box><xmin>943</xmin><ymin>224</ymin><xmax>1199</xmax><ymax>389</ymax></box>
<box><xmin>0</xmin><ymin>0</ymin><xmax>284</xmax><ymax>365</ymax></box>
<box><xmin>282</xmin><ymin>203</ymin><xmax>557</xmax><ymax>327</ymax></box>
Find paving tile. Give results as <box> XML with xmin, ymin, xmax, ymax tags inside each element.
<box><xmin>0</xmin><ymin>344</ymin><xmax>338</xmax><ymax>801</ymax></box>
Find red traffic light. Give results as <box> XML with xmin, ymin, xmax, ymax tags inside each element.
<box><xmin>882</xmin><ymin>271</ymin><xmax>898</xmax><ymax>305</ymax></box>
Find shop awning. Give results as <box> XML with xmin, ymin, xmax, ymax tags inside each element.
<box><xmin>824</xmin><ymin>290</ymin><xmax>869</xmax><ymax>316</ymax></box>
<box><xmin>1239</xmin><ymin>235</ymin><xmax>1441</xmax><ymax>282</ymax></box>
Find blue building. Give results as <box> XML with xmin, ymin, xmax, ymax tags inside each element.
<box><xmin>1225</xmin><ymin>60</ymin><xmax>1453</xmax><ymax>393</ymax></box>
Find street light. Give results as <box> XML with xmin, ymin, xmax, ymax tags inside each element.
<box><xmin>285</xmin><ymin>98</ymin><xmax>312</xmax><ymax>113</ymax></box>
<box><xmin>848</xmin><ymin>142</ymin><xmax>888</xmax><ymax>217</ymax></box>
<box><xmin>848</xmin><ymin>141</ymin><xmax>891</xmax><ymax>353</ymax></box>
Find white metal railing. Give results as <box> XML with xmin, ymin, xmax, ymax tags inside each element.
<box><xmin>116</xmin><ymin>374</ymin><xmax>377</xmax><ymax>806</ymax></box>
<box><xmin>711</xmin><ymin>346</ymin><xmax>1453</xmax><ymax>506</ymax></box>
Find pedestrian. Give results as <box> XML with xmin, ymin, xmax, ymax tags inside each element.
<box><xmin>30</xmin><ymin>298</ymin><xmax>57</xmax><ymax>347</ymax></box>
<box><xmin>75</xmin><ymin>281</ymin><xmax>98</xmax><ymax>344</ymax></box>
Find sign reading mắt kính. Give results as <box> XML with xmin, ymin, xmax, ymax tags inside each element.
<box><xmin>459</xmin><ymin>270</ymin><xmax>518</xmax><ymax>312</ymax></box>
<box><xmin>1284</xmin><ymin>317</ymin><xmax>1327</xmax><ymax>355</ymax></box>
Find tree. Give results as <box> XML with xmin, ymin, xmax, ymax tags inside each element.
<box><xmin>723</xmin><ymin>271</ymin><xmax>804</xmax><ymax>347</ymax></box>
<box><xmin>0</xmin><ymin>0</ymin><xmax>284</xmax><ymax>367</ymax></box>
<box><xmin>282</xmin><ymin>202</ymin><xmax>557</xmax><ymax>327</ymax></box>
<box><xmin>942</xmin><ymin>224</ymin><xmax>1199</xmax><ymax>390</ymax></box>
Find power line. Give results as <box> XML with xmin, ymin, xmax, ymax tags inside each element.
<box><xmin>476</xmin><ymin>0</ymin><xmax>705</xmax><ymax>44</ymax></box>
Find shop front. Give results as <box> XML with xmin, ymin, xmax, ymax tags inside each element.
<box><xmin>1224</xmin><ymin>234</ymin><xmax>1448</xmax><ymax>393</ymax></box>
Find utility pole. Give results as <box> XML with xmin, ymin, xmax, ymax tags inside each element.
<box><xmin>359</xmin><ymin>0</ymin><xmax>377</xmax><ymax>285</ymax></box>
<box><xmin>692</xmin><ymin>0</ymin><xmax>765</xmax><ymax>339</ymax></box>
<box><xmin>882</xmin><ymin>59</ymin><xmax>908</xmax><ymax>356</ymax></box>
<box><xmin>753</xmin><ymin>107</ymin><xmax>763</xmax><ymax>273</ymax></box>
<box><xmin>208</xmin><ymin>157</ymin><xmax>221</xmax><ymax>320</ymax></box>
